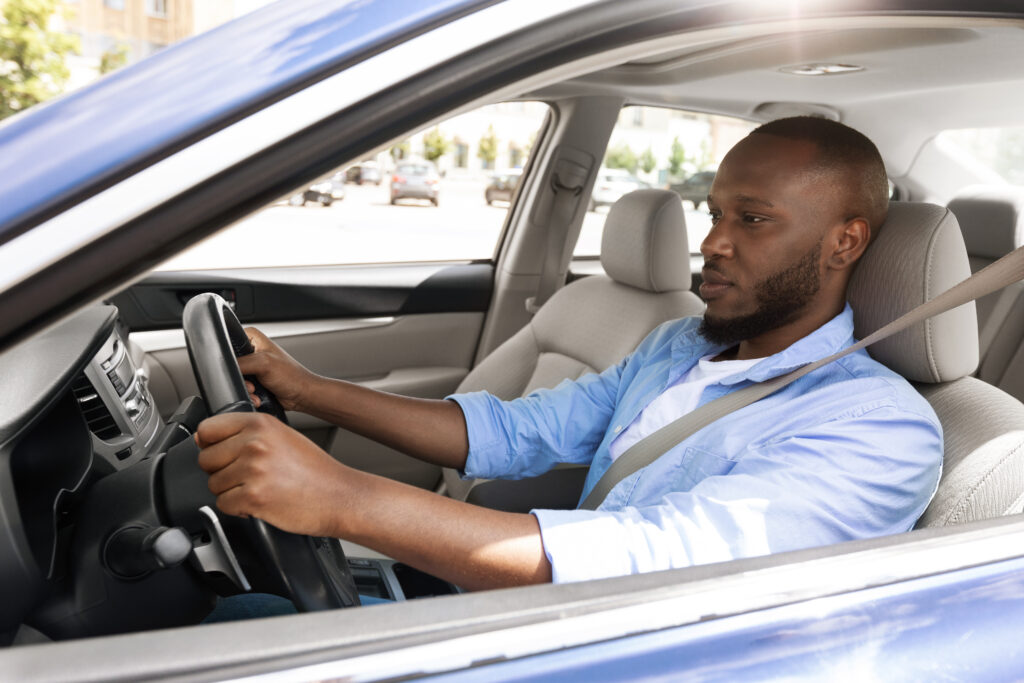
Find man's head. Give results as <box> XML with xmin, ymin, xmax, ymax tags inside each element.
<box><xmin>698</xmin><ymin>116</ymin><xmax>888</xmax><ymax>350</ymax></box>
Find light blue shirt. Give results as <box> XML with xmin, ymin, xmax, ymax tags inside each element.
<box><xmin>450</xmin><ymin>305</ymin><xmax>943</xmax><ymax>583</ymax></box>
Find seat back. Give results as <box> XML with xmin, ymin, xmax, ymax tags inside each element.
<box><xmin>444</xmin><ymin>189</ymin><xmax>705</xmax><ymax>501</ymax></box>
<box><xmin>849</xmin><ymin>201</ymin><xmax>1024</xmax><ymax>526</ymax></box>
<box><xmin>948</xmin><ymin>186</ymin><xmax>1024</xmax><ymax>401</ymax></box>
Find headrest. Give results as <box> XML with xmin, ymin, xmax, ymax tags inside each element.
<box><xmin>848</xmin><ymin>202</ymin><xmax>979</xmax><ymax>384</ymax></box>
<box><xmin>948</xmin><ymin>185</ymin><xmax>1024</xmax><ymax>261</ymax></box>
<box><xmin>600</xmin><ymin>189</ymin><xmax>690</xmax><ymax>292</ymax></box>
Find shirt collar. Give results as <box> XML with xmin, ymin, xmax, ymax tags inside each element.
<box><xmin>671</xmin><ymin>303</ymin><xmax>857</xmax><ymax>385</ymax></box>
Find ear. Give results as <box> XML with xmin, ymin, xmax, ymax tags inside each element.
<box><xmin>826</xmin><ymin>217</ymin><xmax>871</xmax><ymax>271</ymax></box>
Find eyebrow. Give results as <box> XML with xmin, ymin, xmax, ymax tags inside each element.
<box><xmin>707</xmin><ymin>194</ymin><xmax>775</xmax><ymax>208</ymax></box>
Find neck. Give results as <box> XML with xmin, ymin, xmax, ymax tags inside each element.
<box><xmin>730</xmin><ymin>299</ymin><xmax>845</xmax><ymax>361</ymax></box>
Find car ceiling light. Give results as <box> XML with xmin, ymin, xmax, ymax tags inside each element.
<box><xmin>779</xmin><ymin>63</ymin><xmax>865</xmax><ymax>76</ymax></box>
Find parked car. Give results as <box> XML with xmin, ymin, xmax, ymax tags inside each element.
<box><xmin>670</xmin><ymin>169</ymin><xmax>716</xmax><ymax>209</ymax></box>
<box><xmin>484</xmin><ymin>170</ymin><xmax>522</xmax><ymax>204</ymax></box>
<box><xmin>590</xmin><ymin>168</ymin><xmax>651</xmax><ymax>210</ymax></box>
<box><xmin>288</xmin><ymin>173</ymin><xmax>344</xmax><ymax>206</ymax></box>
<box><xmin>390</xmin><ymin>160</ymin><xmax>440</xmax><ymax>205</ymax></box>
<box><xmin>344</xmin><ymin>162</ymin><xmax>382</xmax><ymax>185</ymax></box>
<box><xmin>3</xmin><ymin>1</ymin><xmax>1024</xmax><ymax>681</ymax></box>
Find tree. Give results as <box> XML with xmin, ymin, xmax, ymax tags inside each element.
<box><xmin>694</xmin><ymin>138</ymin><xmax>714</xmax><ymax>171</ymax></box>
<box><xmin>667</xmin><ymin>137</ymin><xmax>686</xmax><ymax>178</ymax></box>
<box><xmin>604</xmin><ymin>143</ymin><xmax>638</xmax><ymax>173</ymax></box>
<box><xmin>422</xmin><ymin>126</ymin><xmax>450</xmax><ymax>163</ymax></box>
<box><xmin>390</xmin><ymin>138</ymin><xmax>410</xmax><ymax>161</ymax></box>
<box><xmin>0</xmin><ymin>0</ymin><xmax>79</xmax><ymax>120</ymax></box>
<box><xmin>99</xmin><ymin>43</ymin><xmax>130</xmax><ymax>75</ymax></box>
<box><xmin>477</xmin><ymin>125</ymin><xmax>498</xmax><ymax>169</ymax></box>
<box><xmin>639</xmin><ymin>146</ymin><xmax>657</xmax><ymax>174</ymax></box>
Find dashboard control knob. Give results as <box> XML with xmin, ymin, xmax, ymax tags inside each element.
<box><xmin>103</xmin><ymin>525</ymin><xmax>192</xmax><ymax>579</ymax></box>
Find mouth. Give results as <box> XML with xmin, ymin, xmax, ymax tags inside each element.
<box><xmin>699</xmin><ymin>267</ymin><xmax>733</xmax><ymax>300</ymax></box>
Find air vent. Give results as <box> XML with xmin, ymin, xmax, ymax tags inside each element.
<box><xmin>71</xmin><ymin>375</ymin><xmax>121</xmax><ymax>441</ymax></box>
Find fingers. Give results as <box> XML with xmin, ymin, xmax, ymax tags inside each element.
<box><xmin>236</xmin><ymin>348</ymin><xmax>266</xmax><ymax>376</ymax></box>
<box><xmin>194</xmin><ymin>412</ymin><xmax>254</xmax><ymax>449</ymax></box>
<box><xmin>244</xmin><ymin>380</ymin><xmax>261</xmax><ymax>407</ymax></box>
<box><xmin>214</xmin><ymin>484</ymin><xmax>257</xmax><ymax>519</ymax></box>
<box><xmin>244</xmin><ymin>326</ymin><xmax>272</xmax><ymax>350</ymax></box>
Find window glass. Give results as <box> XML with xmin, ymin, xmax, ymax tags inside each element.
<box><xmin>573</xmin><ymin>106</ymin><xmax>756</xmax><ymax>258</ymax></box>
<box><xmin>145</xmin><ymin>0</ymin><xmax>167</xmax><ymax>18</ymax></box>
<box><xmin>936</xmin><ymin>127</ymin><xmax>1024</xmax><ymax>186</ymax></box>
<box><xmin>156</xmin><ymin>102</ymin><xmax>550</xmax><ymax>270</ymax></box>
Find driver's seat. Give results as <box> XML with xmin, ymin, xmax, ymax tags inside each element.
<box><xmin>847</xmin><ymin>201</ymin><xmax>1024</xmax><ymax>527</ymax></box>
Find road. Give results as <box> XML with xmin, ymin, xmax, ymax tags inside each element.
<box><xmin>157</xmin><ymin>178</ymin><xmax>711</xmax><ymax>271</ymax></box>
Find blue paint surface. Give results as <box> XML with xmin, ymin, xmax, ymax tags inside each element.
<box><xmin>427</xmin><ymin>556</ymin><xmax>1024</xmax><ymax>681</ymax></box>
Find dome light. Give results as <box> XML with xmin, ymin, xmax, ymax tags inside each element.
<box><xmin>779</xmin><ymin>63</ymin><xmax>865</xmax><ymax>76</ymax></box>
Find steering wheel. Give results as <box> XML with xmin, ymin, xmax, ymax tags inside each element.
<box><xmin>181</xmin><ymin>293</ymin><xmax>360</xmax><ymax>611</ymax></box>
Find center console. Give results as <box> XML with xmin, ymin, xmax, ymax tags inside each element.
<box><xmin>348</xmin><ymin>557</ymin><xmax>461</xmax><ymax>601</ymax></box>
<box><xmin>73</xmin><ymin>324</ymin><xmax>162</xmax><ymax>469</ymax></box>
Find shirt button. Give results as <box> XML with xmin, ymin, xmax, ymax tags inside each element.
<box><xmin>613</xmin><ymin>425</ymin><xmax>622</xmax><ymax>433</ymax></box>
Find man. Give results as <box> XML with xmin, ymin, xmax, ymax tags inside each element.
<box><xmin>195</xmin><ymin>117</ymin><xmax>941</xmax><ymax>591</ymax></box>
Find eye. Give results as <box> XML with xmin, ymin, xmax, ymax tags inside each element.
<box><xmin>708</xmin><ymin>209</ymin><xmax>721</xmax><ymax>223</ymax></box>
<box><xmin>742</xmin><ymin>213</ymin><xmax>767</xmax><ymax>224</ymax></box>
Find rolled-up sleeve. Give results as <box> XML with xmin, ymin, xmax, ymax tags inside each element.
<box><xmin>532</xmin><ymin>403</ymin><xmax>942</xmax><ymax>583</ymax></box>
<box><xmin>448</xmin><ymin>359</ymin><xmax>628</xmax><ymax>481</ymax></box>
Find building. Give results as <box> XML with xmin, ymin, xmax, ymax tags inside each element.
<box><xmin>56</xmin><ymin>0</ymin><xmax>233</xmax><ymax>88</ymax></box>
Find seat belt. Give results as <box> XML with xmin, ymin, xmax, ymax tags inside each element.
<box><xmin>525</xmin><ymin>157</ymin><xmax>589</xmax><ymax>315</ymax></box>
<box><xmin>580</xmin><ymin>244</ymin><xmax>1024</xmax><ymax>511</ymax></box>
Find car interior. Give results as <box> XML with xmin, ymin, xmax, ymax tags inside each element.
<box><xmin>5</xmin><ymin>5</ymin><xmax>1024</xmax><ymax>677</ymax></box>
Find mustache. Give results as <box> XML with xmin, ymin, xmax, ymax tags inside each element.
<box><xmin>702</xmin><ymin>261</ymin><xmax>726</xmax><ymax>275</ymax></box>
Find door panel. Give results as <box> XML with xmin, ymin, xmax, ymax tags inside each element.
<box><xmin>118</xmin><ymin>263</ymin><xmax>492</xmax><ymax>489</ymax></box>
<box><xmin>112</xmin><ymin>263</ymin><xmax>493</xmax><ymax>330</ymax></box>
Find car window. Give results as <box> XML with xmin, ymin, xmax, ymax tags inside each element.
<box><xmin>936</xmin><ymin>126</ymin><xmax>1024</xmax><ymax>186</ymax></box>
<box><xmin>156</xmin><ymin>101</ymin><xmax>550</xmax><ymax>270</ymax></box>
<box><xmin>573</xmin><ymin>106</ymin><xmax>756</xmax><ymax>259</ymax></box>
<box><xmin>397</xmin><ymin>164</ymin><xmax>434</xmax><ymax>176</ymax></box>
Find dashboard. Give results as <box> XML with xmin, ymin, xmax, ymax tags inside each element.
<box><xmin>0</xmin><ymin>306</ymin><xmax>200</xmax><ymax>642</ymax></box>
<box><xmin>0</xmin><ymin>304</ymin><xmax>452</xmax><ymax>644</ymax></box>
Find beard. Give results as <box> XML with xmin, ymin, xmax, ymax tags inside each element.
<box><xmin>698</xmin><ymin>241</ymin><xmax>823</xmax><ymax>347</ymax></box>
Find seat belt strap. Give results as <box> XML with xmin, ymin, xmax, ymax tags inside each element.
<box><xmin>525</xmin><ymin>159</ymin><xmax>588</xmax><ymax>315</ymax></box>
<box><xmin>580</xmin><ymin>243</ymin><xmax>1024</xmax><ymax>511</ymax></box>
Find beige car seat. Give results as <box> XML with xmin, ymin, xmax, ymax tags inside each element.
<box><xmin>444</xmin><ymin>189</ymin><xmax>705</xmax><ymax>505</ymax></box>
<box><xmin>847</xmin><ymin>201</ymin><xmax>1024</xmax><ymax>527</ymax></box>
<box><xmin>948</xmin><ymin>186</ymin><xmax>1024</xmax><ymax>401</ymax></box>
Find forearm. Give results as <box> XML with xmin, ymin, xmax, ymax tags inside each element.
<box><xmin>298</xmin><ymin>375</ymin><xmax>470</xmax><ymax>470</ymax></box>
<box><xmin>328</xmin><ymin>467</ymin><xmax>551</xmax><ymax>591</ymax></box>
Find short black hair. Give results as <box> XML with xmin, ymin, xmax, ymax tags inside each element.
<box><xmin>750</xmin><ymin>116</ymin><xmax>889</xmax><ymax>237</ymax></box>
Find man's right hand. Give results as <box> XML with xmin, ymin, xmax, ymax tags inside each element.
<box><xmin>237</xmin><ymin>327</ymin><xmax>320</xmax><ymax>413</ymax></box>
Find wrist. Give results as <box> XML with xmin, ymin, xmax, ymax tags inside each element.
<box><xmin>323</xmin><ymin>464</ymin><xmax>370</xmax><ymax>539</ymax></box>
<box><xmin>291</xmin><ymin>371</ymin><xmax>327</xmax><ymax>414</ymax></box>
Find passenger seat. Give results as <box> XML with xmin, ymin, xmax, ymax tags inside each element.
<box><xmin>444</xmin><ymin>189</ymin><xmax>705</xmax><ymax>507</ymax></box>
<box><xmin>948</xmin><ymin>186</ymin><xmax>1024</xmax><ymax>401</ymax></box>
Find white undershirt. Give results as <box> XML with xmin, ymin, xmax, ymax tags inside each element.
<box><xmin>608</xmin><ymin>353</ymin><xmax>762</xmax><ymax>462</ymax></box>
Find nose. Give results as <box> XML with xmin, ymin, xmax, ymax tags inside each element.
<box><xmin>700</xmin><ymin>217</ymin><xmax>733</xmax><ymax>261</ymax></box>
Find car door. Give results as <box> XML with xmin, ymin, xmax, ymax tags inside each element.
<box><xmin>112</xmin><ymin>103</ymin><xmax>553</xmax><ymax>490</ymax></box>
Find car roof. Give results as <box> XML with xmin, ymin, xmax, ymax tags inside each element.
<box><xmin>528</xmin><ymin>17</ymin><xmax>1024</xmax><ymax>178</ymax></box>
